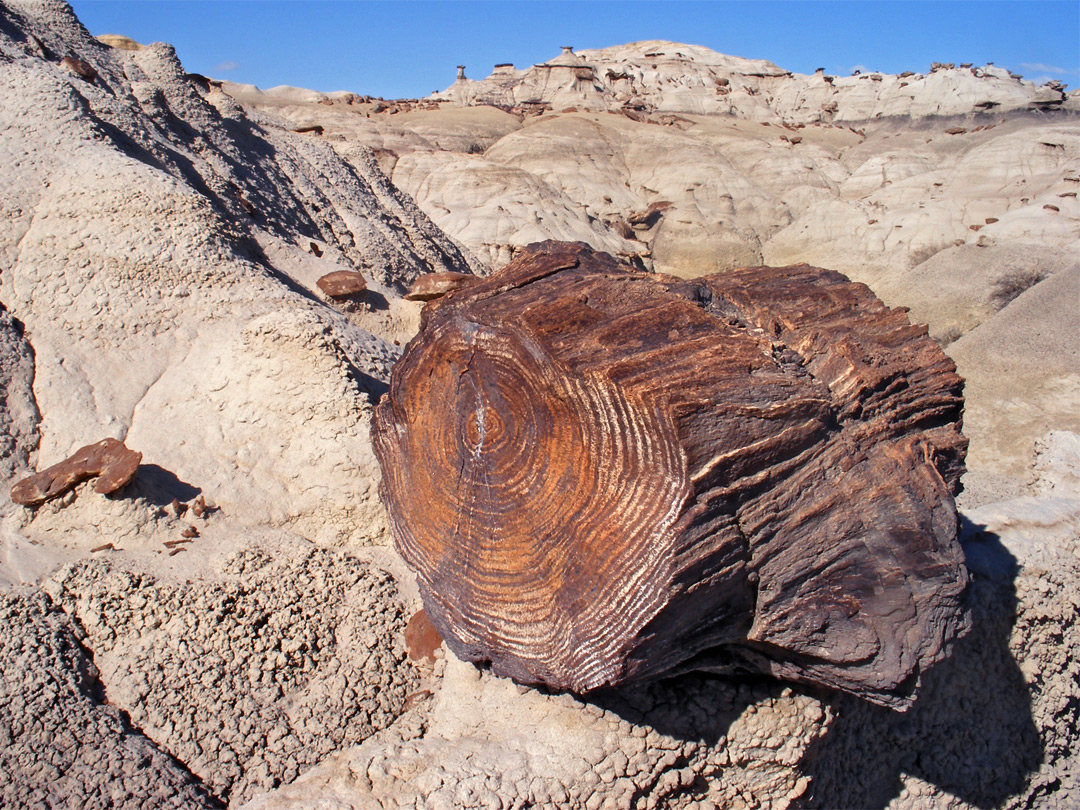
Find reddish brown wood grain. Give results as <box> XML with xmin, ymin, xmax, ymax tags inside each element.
<box><xmin>373</xmin><ymin>241</ymin><xmax>969</xmax><ymax>708</ymax></box>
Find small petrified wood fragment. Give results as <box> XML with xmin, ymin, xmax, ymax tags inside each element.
<box><xmin>60</xmin><ymin>56</ymin><xmax>96</xmax><ymax>82</ymax></box>
<box><xmin>316</xmin><ymin>270</ymin><xmax>366</xmax><ymax>298</ymax></box>
<box><xmin>11</xmin><ymin>438</ymin><xmax>142</xmax><ymax>506</ymax></box>
<box><xmin>373</xmin><ymin>241</ymin><xmax>969</xmax><ymax>708</ymax></box>
<box><xmin>404</xmin><ymin>271</ymin><xmax>478</xmax><ymax>302</ymax></box>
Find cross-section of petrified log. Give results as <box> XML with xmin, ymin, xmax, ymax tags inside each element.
<box><xmin>373</xmin><ymin>241</ymin><xmax>969</xmax><ymax>708</ymax></box>
<box><xmin>11</xmin><ymin>438</ymin><xmax>142</xmax><ymax>506</ymax></box>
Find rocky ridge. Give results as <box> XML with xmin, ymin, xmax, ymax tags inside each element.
<box><xmin>435</xmin><ymin>40</ymin><xmax>1075</xmax><ymax>122</ymax></box>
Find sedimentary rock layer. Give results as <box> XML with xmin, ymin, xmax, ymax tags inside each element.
<box><xmin>374</xmin><ymin>241</ymin><xmax>969</xmax><ymax>708</ymax></box>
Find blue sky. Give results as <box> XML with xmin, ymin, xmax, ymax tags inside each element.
<box><xmin>70</xmin><ymin>1</ymin><xmax>1080</xmax><ymax>99</ymax></box>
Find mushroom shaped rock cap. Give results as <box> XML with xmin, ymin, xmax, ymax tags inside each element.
<box><xmin>404</xmin><ymin>271</ymin><xmax>479</xmax><ymax>302</ymax></box>
<box><xmin>316</xmin><ymin>270</ymin><xmax>367</xmax><ymax>298</ymax></box>
<box><xmin>373</xmin><ymin>241</ymin><xmax>970</xmax><ymax>708</ymax></box>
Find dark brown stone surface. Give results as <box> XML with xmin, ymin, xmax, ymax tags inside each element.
<box><xmin>316</xmin><ymin>270</ymin><xmax>367</xmax><ymax>298</ymax></box>
<box><xmin>11</xmin><ymin>438</ymin><xmax>142</xmax><ymax>506</ymax></box>
<box><xmin>373</xmin><ymin>241</ymin><xmax>969</xmax><ymax>708</ymax></box>
<box><xmin>404</xmin><ymin>271</ymin><xmax>478</xmax><ymax>302</ymax></box>
<box><xmin>59</xmin><ymin>56</ymin><xmax>96</xmax><ymax>82</ymax></box>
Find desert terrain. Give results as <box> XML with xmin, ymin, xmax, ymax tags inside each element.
<box><xmin>1</xmin><ymin>2</ymin><xmax>1078</xmax><ymax>808</ymax></box>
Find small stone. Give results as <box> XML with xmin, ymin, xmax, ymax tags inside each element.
<box><xmin>404</xmin><ymin>608</ymin><xmax>443</xmax><ymax>663</ymax></box>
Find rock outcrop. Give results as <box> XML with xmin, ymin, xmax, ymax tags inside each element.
<box><xmin>0</xmin><ymin>0</ymin><xmax>476</xmax><ymax>548</ymax></box>
<box><xmin>0</xmin><ymin>587</ymin><xmax>221</xmax><ymax>809</ymax></box>
<box><xmin>374</xmin><ymin>242</ymin><xmax>969</xmax><ymax>707</ymax></box>
<box><xmin>228</xmin><ymin>49</ymin><xmax>1076</xmax><ymax>502</ymax></box>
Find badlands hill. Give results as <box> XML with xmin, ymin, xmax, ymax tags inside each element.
<box><xmin>1</xmin><ymin>2</ymin><xmax>1079</xmax><ymax>809</ymax></box>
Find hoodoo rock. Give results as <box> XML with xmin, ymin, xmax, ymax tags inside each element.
<box><xmin>11</xmin><ymin>438</ymin><xmax>142</xmax><ymax>507</ymax></box>
<box><xmin>373</xmin><ymin>241</ymin><xmax>970</xmax><ymax>708</ymax></box>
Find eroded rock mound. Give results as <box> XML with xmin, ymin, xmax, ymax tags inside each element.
<box><xmin>374</xmin><ymin>241</ymin><xmax>969</xmax><ymax>708</ymax></box>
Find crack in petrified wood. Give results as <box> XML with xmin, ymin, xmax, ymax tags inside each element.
<box><xmin>373</xmin><ymin>241</ymin><xmax>969</xmax><ymax>708</ymax></box>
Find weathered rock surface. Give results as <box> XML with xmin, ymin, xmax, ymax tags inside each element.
<box><xmin>42</xmin><ymin>542</ymin><xmax>419</xmax><ymax>805</ymax></box>
<box><xmin>375</xmin><ymin>242</ymin><xmax>968</xmax><ymax>707</ymax></box>
<box><xmin>0</xmin><ymin>0</ymin><xmax>472</xmax><ymax>550</ymax></box>
<box><xmin>0</xmin><ymin>304</ymin><xmax>39</xmax><ymax>482</ymax></box>
<box><xmin>2</xmin><ymin>3</ymin><xmax>1078</xmax><ymax>808</ymax></box>
<box><xmin>242</xmin><ymin>654</ymin><xmax>832</xmax><ymax>810</ymax></box>
<box><xmin>949</xmin><ymin>265</ymin><xmax>1080</xmax><ymax>506</ymax></box>
<box><xmin>11</xmin><ymin>437</ymin><xmax>141</xmax><ymax>506</ymax></box>
<box><xmin>0</xmin><ymin>587</ymin><xmax>221</xmax><ymax>809</ymax></box>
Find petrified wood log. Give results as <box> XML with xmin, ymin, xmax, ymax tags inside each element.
<box><xmin>11</xmin><ymin>438</ymin><xmax>141</xmax><ymax>506</ymax></box>
<box><xmin>373</xmin><ymin>241</ymin><xmax>969</xmax><ymax>708</ymax></box>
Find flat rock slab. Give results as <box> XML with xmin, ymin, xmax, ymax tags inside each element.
<box><xmin>373</xmin><ymin>241</ymin><xmax>970</xmax><ymax>708</ymax></box>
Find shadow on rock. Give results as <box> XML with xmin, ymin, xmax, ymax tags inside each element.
<box><xmin>364</xmin><ymin>289</ymin><xmax>391</xmax><ymax>312</ymax></box>
<box><xmin>799</xmin><ymin>519</ymin><xmax>1040</xmax><ymax>808</ymax></box>
<box><xmin>591</xmin><ymin>670</ymin><xmax>761</xmax><ymax>747</ymax></box>
<box><xmin>125</xmin><ymin>464</ymin><xmax>202</xmax><ymax>506</ymax></box>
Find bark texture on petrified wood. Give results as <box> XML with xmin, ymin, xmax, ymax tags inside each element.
<box><xmin>373</xmin><ymin>241</ymin><xmax>969</xmax><ymax>708</ymax></box>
